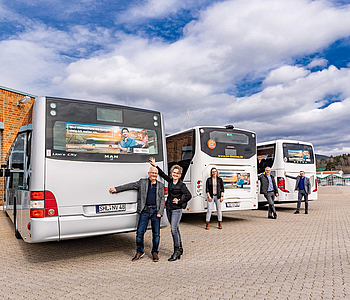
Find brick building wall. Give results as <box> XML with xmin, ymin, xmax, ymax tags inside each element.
<box><xmin>0</xmin><ymin>86</ymin><xmax>35</xmax><ymax>206</ymax></box>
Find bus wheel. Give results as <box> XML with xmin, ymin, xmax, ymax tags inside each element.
<box><xmin>14</xmin><ymin>199</ymin><xmax>22</xmax><ymax>239</ymax></box>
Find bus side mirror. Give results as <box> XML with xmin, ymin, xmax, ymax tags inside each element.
<box><xmin>0</xmin><ymin>169</ymin><xmax>3</xmax><ymax>177</ymax></box>
<box><xmin>4</xmin><ymin>169</ymin><xmax>11</xmax><ymax>177</ymax></box>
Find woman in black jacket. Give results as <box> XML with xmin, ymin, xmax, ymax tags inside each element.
<box><xmin>149</xmin><ymin>157</ymin><xmax>192</xmax><ymax>261</ymax></box>
<box><xmin>205</xmin><ymin>167</ymin><xmax>225</xmax><ymax>230</ymax></box>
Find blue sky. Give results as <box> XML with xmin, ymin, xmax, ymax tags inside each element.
<box><xmin>1</xmin><ymin>0</ymin><xmax>350</xmax><ymax>155</ymax></box>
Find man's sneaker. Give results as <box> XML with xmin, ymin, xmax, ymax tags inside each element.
<box><xmin>132</xmin><ymin>253</ymin><xmax>144</xmax><ymax>262</ymax></box>
<box><xmin>305</xmin><ymin>211</ymin><xmax>308</xmax><ymax>214</ymax></box>
<box><xmin>152</xmin><ymin>253</ymin><xmax>159</xmax><ymax>262</ymax></box>
<box><xmin>294</xmin><ymin>211</ymin><xmax>300</xmax><ymax>214</ymax></box>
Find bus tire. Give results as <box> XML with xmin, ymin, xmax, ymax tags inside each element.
<box><xmin>14</xmin><ymin>198</ymin><xmax>22</xmax><ymax>240</ymax></box>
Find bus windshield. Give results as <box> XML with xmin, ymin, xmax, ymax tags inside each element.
<box><xmin>200</xmin><ymin>127</ymin><xmax>256</xmax><ymax>159</ymax></box>
<box><xmin>45</xmin><ymin>98</ymin><xmax>163</xmax><ymax>163</ymax></box>
<box><xmin>283</xmin><ymin>143</ymin><xmax>314</xmax><ymax>164</ymax></box>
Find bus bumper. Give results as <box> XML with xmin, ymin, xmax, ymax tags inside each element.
<box><xmin>28</xmin><ymin>213</ymin><xmax>168</xmax><ymax>243</ymax></box>
<box><xmin>59</xmin><ymin>213</ymin><xmax>168</xmax><ymax>241</ymax></box>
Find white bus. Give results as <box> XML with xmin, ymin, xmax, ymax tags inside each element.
<box><xmin>257</xmin><ymin>140</ymin><xmax>317</xmax><ymax>204</ymax></box>
<box><xmin>166</xmin><ymin>126</ymin><xmax>258</xmax><ymax>213</ymax></box>
<box><xmin>4</xmin><ymin>96</ymin><xmax>167</xmax><ymax>242</ymax></box>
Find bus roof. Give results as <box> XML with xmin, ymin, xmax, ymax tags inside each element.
<box><xmin>166</xmin><ymin>126</ymin><xmax>256</xmax><ymax>138</ymax></box>
<box><xmin>36</xmin><ymin>96</ymin><xmax>162</xmax><ymax>115</ymax></box>
<box><xmin>257</xmin><ymin>139</ymin><xmax>314</xmax><ymax>147</ymax></box>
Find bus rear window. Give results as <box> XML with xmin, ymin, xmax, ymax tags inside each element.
<box><xmin>46</xmin><ymin>98</ymin><xmax>163</xmax><ymax>163</ymax></box>
<box><xmin>283</xmin><ymin>143</ymin><xmax>314</xmax><ymax>164</ymax></box>
<box><xmin>200</xmin><ymin>128</ymin><xmax>256</xmax><ymax>159</ymax></box>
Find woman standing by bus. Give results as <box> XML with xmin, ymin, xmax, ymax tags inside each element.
<box><xmin>205</xmin><ymin>167</ymin><xmax>225</xmax><ymax>230</ymax></box>
<box><xmin>149</xmin><ymin>158</ymin><xmax>191</xmax><ymax>261</ymax></box>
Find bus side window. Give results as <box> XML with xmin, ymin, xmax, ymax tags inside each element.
<box><xmin>9</xmin><ymin>132</ymin><xmax>28</xmax><ymax>190</ymax></box>
<box><xmin>257</xmin><ymin>144</ymin><xmax>275</xmax><ymax>173</ymax></box>
<box><xmin>166</xmin><ymin>130</ymin><xmax>195</xmax><ymax>180</ymax></box>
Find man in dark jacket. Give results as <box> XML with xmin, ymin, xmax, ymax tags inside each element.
<box><xmin>285</xmin><ymin>171</ymin><xmax>311</xmax><ymax>214</ymax></box>
<box><xmin>109</xmin><ymin>166</ymin><xmax>165</xmax><ymax>262</ymax></box>
<box><xmin>258</xmin><ymin>167</ymin><xmax>279</xmax><ymax>219</ymax></box>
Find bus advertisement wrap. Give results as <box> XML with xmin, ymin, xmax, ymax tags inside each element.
<box><xmin>219</xmin><ymin>171</ymin><xmax>251</xmax><ymax>190</ymax></box>
<box><xmin>54</xmin><ymin>122</ymin><xmax>154</xmax><ymax>154</ymax></box>
<box><xmin>286</xmin><ymin>149</ymin><xmax>311</xmax><ymax>163</ymax></box>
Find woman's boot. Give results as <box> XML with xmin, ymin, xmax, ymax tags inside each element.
<box><xmin>218</xmin><ymin>221</ymin><xmax>222</xmax><ymax>229</ymax></box>
<box><xmin>168</xmin><ymin>246</ymin><xmax>181</xmax><ymax>261</ymax></box>
<box><xmin>205</xmin><ymin>221</ymin><xmax>209</xmax><ymax>230</ymax></box>
<box><xmin>179</xmin><ymin>242</ymin><xmax>183</xmax><ymax>255</ymax></box>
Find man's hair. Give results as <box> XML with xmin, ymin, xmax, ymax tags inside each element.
<box><xmin>170</xmin><ymin>164</ymin><xmax>183</xmax><ymax>176</ymax></box>
<box><xmin>210</xmin><ymin>167</ymin><xmax>219</xmax><ymax>177</ymax></box>
<box><xmin>149</xmin><ymin>166</ymin><xmax>158</xmax><ymax>173</ymax></box>
<box><xmin>265</xmin><ymin>167</ymin><xmax>271</xmax><ymax>171</ymax></box>
<box><xmin>121</xmin><ymin>128</ymin><xmax>129</xmax><ymax>133</ymax></box>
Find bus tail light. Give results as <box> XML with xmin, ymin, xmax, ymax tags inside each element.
<box><xmin>30</xmin><ymin>191</ymin><xmax>58</xmax><ymax>218</ymax></box>
<box><xmin>277</xmin><ymin>177</ymin><xmax>289</xmax><ymax>193</ymax></box>
<box><xmin>313</xmin><ymin>179</ymin><xmax>318</xmax><ymax>192</ymax></box>
<box><xmin>164</xmin><ymin>187</ymin><xmax>168</xmax><ymax>208</ymax></box>
<box><xmin>196</xmin><ymin>180</ymin><xmax>202</xmax><ymax>196</ymax></box>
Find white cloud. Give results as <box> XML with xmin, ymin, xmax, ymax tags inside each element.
<box><xmin>116</xmin><ymin>0</ymin><xmax>204</xmax><ymax>23</ymax></box>
<box><xmin>307</xmin><ymin>58</ymin><xmax>328</xmax><ymax>69</ymax></box>
<box><xmin>263</xmin><ymin>66</ymin><xmax>310</xmax><ymax>85</ymax></box>
<box><xmin>118</xmin><ymin>0</ymin><xmax>182</xmax><ymax>21</ymax></box>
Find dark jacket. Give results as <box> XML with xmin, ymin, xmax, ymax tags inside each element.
<box><xmin>285</xmin><ymin>174</ymin><xmax>311</xmax><ymax>194</ymax></box>
<box><xmin>206</xmin><ymin>177</ymin><xmax>225</xmax><ymax>198</ymax></box>
<box><xmin>157</xmin><ymin>166</ymin><xmax>192</xmax><ymax>210</ymax></box>
<box><xmin>258</xmin><ymin>173</ymin><xmax>278</xmax><ymax>195</ymax></box>
<box><xmin>114</xmin><ymin>178</ymin><xmax>165</xmax><ymax>216</ymax></box>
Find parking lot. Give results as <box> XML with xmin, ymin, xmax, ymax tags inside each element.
<box><xmin>1</xmin><ymin>186</ymin><xmax>349</xmax><ymax>299</ymax></box>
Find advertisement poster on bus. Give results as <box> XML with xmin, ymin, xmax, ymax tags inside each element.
<box><xmin>286</xmin><ymin>149</ymin><xmax>311</xmax><ymax>163</ymax></box>
<box><xmin>219</xmin><ymin>171</ymin><xmax>251</xmax><ymax>190</ymax></box>
<box><xmin>64</xmin><ymin>122</ymin><xmax>152</xmax><ymax>154</ymax></box>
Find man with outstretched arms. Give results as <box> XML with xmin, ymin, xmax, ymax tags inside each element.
<box><xmin>285</xmin><ymin>170</ymin><xmax>311</xmax><ymax>214</ymax></box>
<box><xmin>109</xmin><ymin>166</ymin><xmax>165</xmax><ymax>262</ymax></box>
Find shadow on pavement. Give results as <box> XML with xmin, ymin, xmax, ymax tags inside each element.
<box><xmin>17</xmin><ymin>231</ymin><xmax>136</xmax><ymax>263</ymax></box>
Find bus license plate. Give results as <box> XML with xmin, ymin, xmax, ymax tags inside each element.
<box><xmin>96</xmin><ymin>204</ymin><xmax>126</xmax><ymax>213</ymax></box>
<box><xmin>226</xmin><ymin>202</ymin><xmax>240</xmax><ymax>208</ymax></box>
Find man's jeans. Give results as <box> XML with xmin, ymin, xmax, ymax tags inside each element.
<box><xmin>264</xmin><ymin>191</ymin><xmax>276</xmax><ymax>217</ymax></box>
<box><xmin>136</xmin><ymin>206</ymin><xmax>160</xmax><ymax>254</ymax></box>
<box><xmin>297</xmin><ymin>190</ymin><xmax>308</xmax><ymax>212</ymax></box>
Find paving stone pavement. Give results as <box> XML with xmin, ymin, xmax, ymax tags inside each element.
<box><xmin>0</xmin><ymin>186</ymin><xmax>350</xmax><ymax>299</ymax></box>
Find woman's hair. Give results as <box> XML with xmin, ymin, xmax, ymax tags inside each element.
<box><xmin>170</xmin><ymin>164</ymin><xmax>183</xmax><ymax>177</ymax></box>
<box><xmin>210</xmin><ymin>167</ymin><xmax>219</xmax><ymax>177</ymax></box>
